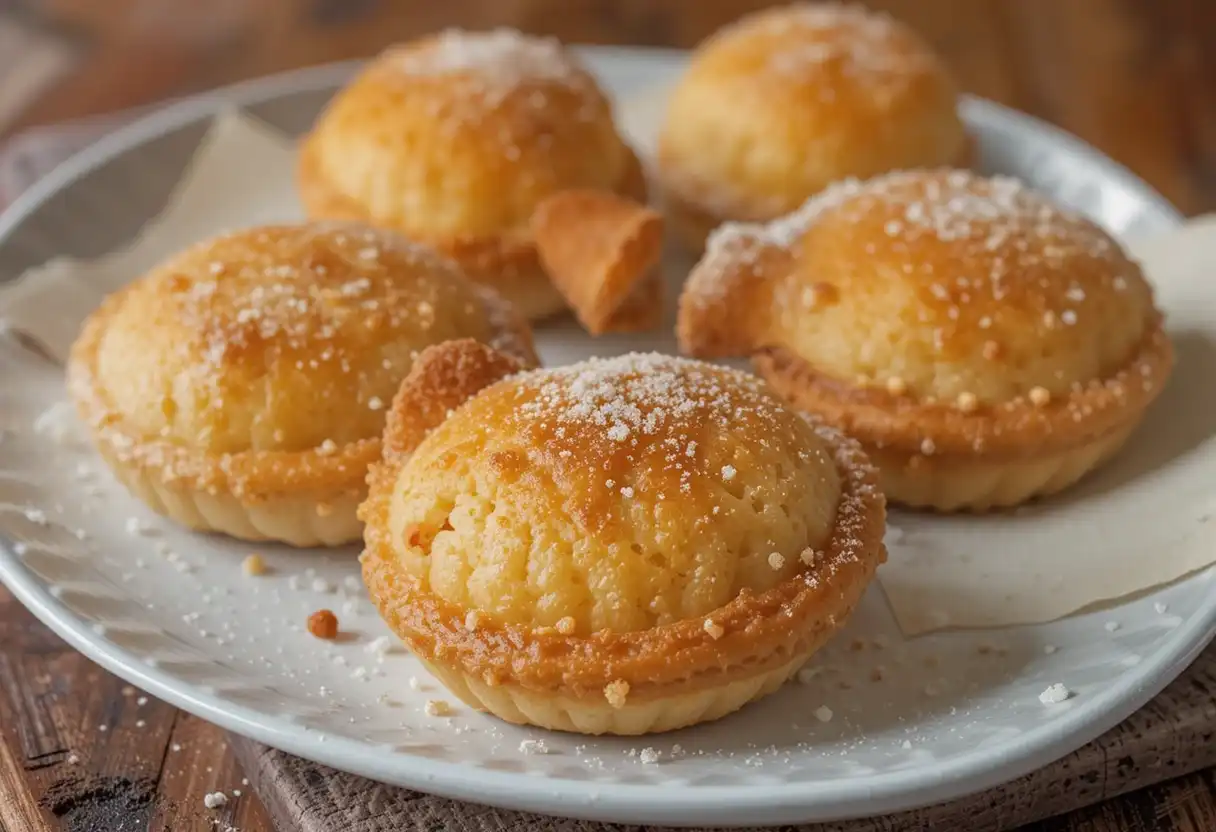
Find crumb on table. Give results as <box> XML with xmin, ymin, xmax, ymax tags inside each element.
<box><xmin>307</xmin><ymin>609</ymin><xmax>339</xmax><ymax>639</ymax></box>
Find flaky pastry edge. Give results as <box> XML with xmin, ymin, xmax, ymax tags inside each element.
<box><xmin>753</xmin><ymin>317</ymin><xmax>1173</xmax><ymax>461</ymax></box>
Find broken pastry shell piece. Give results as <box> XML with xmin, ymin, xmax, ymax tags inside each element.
<box><xmin>531</xmin><ymin>189</ymin><xmax>665</xmax><ymax>335</ymax></box>
<box><xmin>677</xmin><ymin>169</ymin><xmax>1174</xmax><ymax>512</ymax></box>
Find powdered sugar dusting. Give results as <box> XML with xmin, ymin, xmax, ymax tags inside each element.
<box><xmin>707</xmin><ymin>169</ymin><xmax>1112</xmax><ymax>260</ymax></box>
<box><xmin>161</xmin><ymin>223</ymin><xmax>463</xmax><ymax>383</ymax></box>
<box><xmin>693</xmin><ymin>169</ymin><xmax>1131</xmax><ymax>339</ymax></box>
<box><xmin>511</xmin><ymin>353</ymin><xmax>787</xmax><ymax>453</ymax></box>
<box><xmin>77</xmin><ymin>221</ymin><xmax>535</xmax><ymax>474</ymax></box>
<box><xmin>751</xmin><ymin>3</ymin><xmax>935</xmax><ymax>89</ymax></box>
<box><xmin>392</xmin><ymin>28</ymin><xmax>591</xmax><ymax>108</ymax></box>
<box><xmin>690</xmin><ymin>177</ymin><xmax>865</xmax><ymax>310</ymax></box>
<box><xmin>496</xmin><ymin>353</ymin><xmax>880</xmax><ymax>577</ymax></box>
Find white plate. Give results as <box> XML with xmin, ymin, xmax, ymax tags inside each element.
<box><xmin>1</xmin><ymin>47</ymin><xmax>1214</xmax><ymax>827</ymax></box>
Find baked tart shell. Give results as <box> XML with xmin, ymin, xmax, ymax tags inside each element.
<box><xmin>361</xmin><ymin>349</ymin><xmax>887</xmax><ymax>734</ymax></box>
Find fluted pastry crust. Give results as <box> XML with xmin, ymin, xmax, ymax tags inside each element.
<box><xmin>658</xmin><ymin>3</ymin><xmax>967</xmax><ymax>253</ymax></box>
<box><xmin>68</xmin><ymin>223</ymin><xmax>537</xmax><ymax>546</ymax></box>
<box><xmin>298</xmin><ymin>29</ymin><xmax>647</xmax><ymax>321</ymax></box>
<box><xmin>361</xmin><ymin>341</ymin><xmax>886</xmax><ymax>734</ymax></box>
<box><xmin>678</xmin><ymin>169</ymin><xmax>1173</xmax><ymax>511</ymax></box>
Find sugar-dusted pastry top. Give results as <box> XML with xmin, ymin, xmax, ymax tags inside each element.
<box><xmin>658</xmin><ymin>3</ymin><xmax>966</xmax><ymax>221</ymax></box>
<box><xmin>299</xmin><ymin>28</ymin><xmax>638</xmax><ymax>240</ymax></box>
<box><xmin>681</xmin><ymin>169</ymin><xmax>1160</xmax><ymax>408</ymax></box>
<box><xmin>77</xmin><ymin>222</ymin><xmax>536</xmax><ymax>457</ymax></box>
<box><xmin>381</xmin><ymin>352</ymin><xmax>862</xmax><ymax>635</ymax></box>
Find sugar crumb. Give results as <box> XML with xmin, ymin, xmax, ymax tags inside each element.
<box><xmin>424</xmin><ymin>699</ymin><xmax>453</xmax><ymax>717</ymax></box>
<box><xmin>604</xmin><ymin>679</ymin><xmax>630</xmax><ymax>709</ymax></box>
<box><xmin>796</xmin><ymin>666</ymin><xmax>821</xmax><ymax>685</ymax></box>
<box><xmin>1039</xmin><ymin>683</ymin><xmax>1072</xmax><ymax>705</ymax></box>
<box><xmin>242</xmin><ymin>554</ymin><xmax>267</xmax><ymax>576</ymax></box>
<box><xmin>519</xmin><ymin>738</ymin><xmax>549</xmax><ymax>755</ymax></box>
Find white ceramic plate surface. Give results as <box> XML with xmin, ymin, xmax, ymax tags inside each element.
<box><xmin>0</xmin><ymin>47</ymin><xmax>1212</xmax><ymax>827</ymax></box>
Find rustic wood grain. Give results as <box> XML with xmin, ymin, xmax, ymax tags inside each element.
<box><xmin>0</xmin><ymin>587</ymin><xmax>274</xmax><ymax>832</ymax></box>
<box><xmin>2</xmin><ymin>2</ymin><xmax>1216</xmax><ymax>830</ymax></box>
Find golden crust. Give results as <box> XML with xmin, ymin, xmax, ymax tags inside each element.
<box><xmin>657</xmin><ymin>3</ymin><xmax>967</xmax><ymax>243</ymax></box>
<box><xmin>678</xmin><ymin>169</ymin><xmax>1174</xmax><ymax>510</ymax></box>
<box><xmin>531</xmin><ymin>190</ymin><xmax>664</xmax><ymax>335</ymax></box>
<box><xmin>756</xmin><ymin>326</ymin><xmax>1171</xmax><ymax>460</ymax></box>
<box><xmin>361</xmin><ymin>343</ymin><xmax>886</xmax><ymax>732</ymax></box>
<box><xmin>68</xmin><ymin>223</ymin><xmax>537</xmax><ymax>546</ymax></box>
<box><xmin>298</xmin><ymin>29</ymin><xmax>647</xmax><ymax>321</ymax></box>
<box><xmin>864</xmin><ymin>420</ymin><xmax>1140</xmax><ymax>512</ymax></box>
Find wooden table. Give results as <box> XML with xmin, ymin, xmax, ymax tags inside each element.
<box><xmin>0</xmin><ymin>2</ymin><xmax>1214</xmax><ymax>830</ymax></box>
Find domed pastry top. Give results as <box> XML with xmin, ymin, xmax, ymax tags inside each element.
<box><xmin>658</xmin><ymin>3</ymin><xmax>966</xmax><ymax>225</ymax></box>
<box><xmin>69</xmin><ymin>222</ymin><xmax>538</xmax><ymax>500</ymax></box>
<box><xmin>386</xmin><ymin>352</ymin><xmax>845</xmax><ymax>633</ymax></box>
<box><xmin>361</xmin><ymin>341</ymin><xmax>886</xmax><ymax>700</ymax></box>
<box><xmin>298</xmin><ymin>29</ymin><xmax>643</xmax><ymax>243</ymax></box>
<box><xmin>678</xmin><ymin>169</ymin><xmax>1173</xmax><ymax>457</ymax></box>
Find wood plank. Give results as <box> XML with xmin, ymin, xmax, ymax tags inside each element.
<box><xmin>147</xmin><ymin>715</ymin><xmax>275</xmax><ymax>832</ymax></box>
<box><xmin>0</xmin><ymin>587</ymin><xmax>274</xmax><ymax>832</ymax></box>
<box><xmin>0</xmin><ymin>730</ymin><xmax>54</xmax><ymax>832</ymax></box>
<box><xmin>1000</xmin><ymin>0</ymin><xmax>1212</xmax><ymax>213</ymax></box>
<box><xmin>1028</xmin><ymin>769</ymin><xmax>1216</xmax><ymax>831</ymax></box>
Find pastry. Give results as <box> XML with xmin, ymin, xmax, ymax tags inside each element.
<box><xmin>361</xmin><ymin>341</ymin><xmax>886</xmax><ymax>735</ymax></box>
<box><xmin>298</xmin><ymin>28</ymin><xmax>648</xmax><ymax>321</ymax></box>
<box><xmin>68</xmin><ymin>222</ymin><xmax>537</xmax><ymax>547</ymax></box>
<box><xmin>657</xmin><ymin>3</ymin><xmax>968</xmax><ymax>252</ymax></box>
<box><xmin>678</xmin><ymin>169</ymin><xmax>1174</xmax><ymax>511</ymax></box>
<box><xmin>530</xmin><ymin>189</ymin><xmax>664</xmax><ymax>335</ymax></box>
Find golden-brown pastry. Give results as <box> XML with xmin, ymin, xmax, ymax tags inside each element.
<box><xmin>298</xmin><ymin>28</ymin><xmax>648</xmax><ymax>321</ymax></box>
<box><xmin>68</xmin><ymin>223</ymin><xmax>537</xmax><ymax>547</ymax></box>
<box><xmin>678</xmin><ymin>169</ymin><xmax>1174</xmax><ymax>512</ymax></box>
<box><xmin>531</xmin><ymin>189</ymin><xmax>664</xmax><ymax>335</ymax></box>
<box><xmin>361</xmin><ymin>341</ymin><xmax>886</xmax><ymax>735</ymax></box>
<box><xmin>657</xmin><ymin>3</ymin><xmax>968</xmax><ymax>253</ymax></box>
